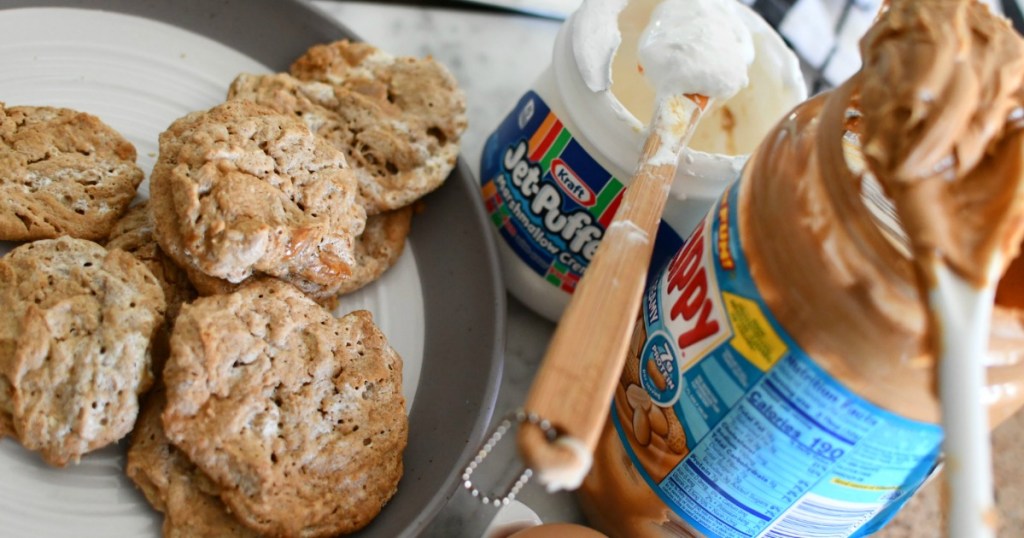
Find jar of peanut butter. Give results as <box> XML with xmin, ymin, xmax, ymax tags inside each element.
<box><xmin>577</xmin><ymin>3</ymin><xmax>1024</xmax><ymax>536</ymax></box>
<box><xmin>477</xmin><ymin>0</ymin><xmax>805</xmax><ymax>322</ymax></box>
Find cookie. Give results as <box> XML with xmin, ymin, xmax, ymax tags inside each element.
<box><xmin>0</xmin><ymin>372</ymin><xmax>12</xmax><ymax>439</ymax></box>
<box><xmin>107</xmin><ymin>202</ymin><xmax>197</xmax><ymax>324</ymax></box>
<box><xmin>162</xmin><ymin>280</ymin><xmax>407</xmax><ymax>537</ymax></box>
<box><xmin>127</xmin><ymin>387</ymin><xmax>259</xmax><ymax>538</ymax></box>
<box><xmin>179</xmin><ymin>264</ymin><xmax>239</xmax><ymax>299</ymax></box>
<box><xmin>149</xmin><ymin>101</ymin><xmax>366</xmax><ymax>298</ymax></box>
<box><xmin>178</xmin><ymin>207</ymin><xmax>410</xmax><ymax>307</ymax></box>
<box><xmin>228</xmin><ymin>39</ymin><xmax>466</xmax><ymax>214</ymax></box>
<box><xmin>178</xmin><ymin>253</ymin><xmax>335</xmax><ymax>309</ymax></box>
<box><xmin>0</xmin><ymin>269</ymin><xmax>13</xmax><ymax>440</ymax></box>
<box><xmin>0</xmin><ymin>103</ymin><xmax>143</xmax><ymax>241</ymax></box>
<box><xmin>107</xmin><ymin>202</ymin><xmax>198</xmax><ymax>374</ymax></box>
<box><xmin>335</xmin><ymin>206</ymin><xmax>412</xmax><ymax>295</ymax></box>
<box><xmin>0</xmin><ymin>237</ymin><xmax>165</xmax><ymax>466</ymax></box>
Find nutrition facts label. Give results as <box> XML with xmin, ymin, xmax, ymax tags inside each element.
<box><xmin>654</xmin><ymin>352</ymin><xmax>942</xmax><ymax>537</ymax></box>
<box><xmin>615</xmin><ymin>185</ymin><xmax>944</xmax><ymax>538</ymax></box>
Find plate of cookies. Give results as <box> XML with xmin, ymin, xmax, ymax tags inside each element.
<box><xmin>0</xmin><ymin>1</ymin><xmax>505</xmax><ymax>536</ymax></box>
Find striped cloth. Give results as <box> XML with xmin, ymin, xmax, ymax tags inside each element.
<box><xmin>742</xmin><ymin>0</ymin><xmax>1024</xmax><ymax>91</ymax></box>
<box><xmin>461</xmin><ymin>0</ymin><xmax>1024</xmax><ymax>91</ymax></box>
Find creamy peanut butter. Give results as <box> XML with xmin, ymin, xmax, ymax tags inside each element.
<box><xmin>855</xmin><ymin>0</ymin><xmax>1024</xmax><ymax>286</ymax></box>
<box><xmin>744</xmin><ymin>0</ymin><xmax>1024</xmax><ymax>424</ymax></box>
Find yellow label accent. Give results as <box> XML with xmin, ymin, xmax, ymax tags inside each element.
<box><xmin>722</xmin><ymin>292</ymin><xmax>786</xmax><ymax>371</ymax></box>
<box><xmin>832</xmin><ymin>478</ymin><xmax>899</xmax><ymax>491</ymax></box>
<box><xmin>528</xmin><ymin>112</ymin><xmax>557</xmax><ymax>153</ymax></box>
<box><xmin>716</xmin><ymin>186</ymin><xmax>736</xmax><ymax>270</ymax></box>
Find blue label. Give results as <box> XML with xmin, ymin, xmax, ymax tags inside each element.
<box><xmin>611</xmin><ymin>183</ymin><xmax>943</xmax><ymax>538</ymax></box>
<box><xmin>480</xmin><ymin>91</ymin><xmax>682</xmax><ymax>292</ymax></box>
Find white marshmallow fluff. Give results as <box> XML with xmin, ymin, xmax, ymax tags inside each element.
<box><xmin>479</xmin><ymin>0</ymin><xmax>807</xmax><ymax>321</ymax></box>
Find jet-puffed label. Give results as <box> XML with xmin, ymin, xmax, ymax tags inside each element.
<box><xmin>612</xmin><ymin>184</ymin><xmax>943</xmax><ymax>538</ymax></box>
<box><xmin>480</xmin><ymin>91</ymin><xmax>681</xmax><ymax>292</ymax></box>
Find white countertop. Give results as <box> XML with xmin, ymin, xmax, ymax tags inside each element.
<box><xmin>309</xmin><ymin>1</ymin><xmax>581</xmax><ymax>534</ymax></box>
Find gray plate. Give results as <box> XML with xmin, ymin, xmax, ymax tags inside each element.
<box><xmin>0</xmin><ymin>0</ymin><xmax>505</xmax><ymax>536</ymax></box>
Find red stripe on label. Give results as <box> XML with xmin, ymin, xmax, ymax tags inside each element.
<box><xmin>530</xmin><ymin>118</ymin><xmax>563</xmax><ymax>162</ymax></box>
<box><xmin>598</xmin><ymin>192</ymin><xmax>624</xmax><ymax>227</ymax></box>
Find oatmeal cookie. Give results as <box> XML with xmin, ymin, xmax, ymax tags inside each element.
<box><xmin>107</xmin><ymin>202</ymin><xmax>198</xmax><ymax>374</ymax></box>
<box><xmin>335</xmin><ymin>206</ymin><xmax>412</xmax><ymax>295</ymax></box>
<box><xmin>0</xmin><ymin>237</ymin><xmax>165</xmax><ymax>466</ymax></box>
<box><xmin>0</xmin><ymin>265</ymin><xmax>12</xmax><ymax>440</ymax></box>
<box><xmin>107</xmin><ymin>201</ymin><xmax>197</xmax><ymax>324</ymax></box>
<box><xmin>0</xmin><ymin>103</ymin><xmax>143</xmax><ymax>240</ymax></box>
<box><xmin>149</xmin><ymin>101</ymin><xmax>366</xmax><ymax>299</ymax></box>
<box><xmin>0</xmin><ymin>370</ymin><xmax>11</xmax><ymax>440</ymax></box>
<box><xmin>127</xmin><ymin>387</ymin><xmax>258</xmax><ymax>538</ymax></box>
<box><xmin>162</xmin><ymin>279</ymin><xmax>406</xmax><ymax>537</ymax></box>
<box><xmin>178</xmin><ymin>206</ymin><xmax>411</xmax><ymax>305</ymax></box>
<box><xmin>228</xmin><ymin>39</ymin><xmax>466</xmax><ymax>214</ymax></box>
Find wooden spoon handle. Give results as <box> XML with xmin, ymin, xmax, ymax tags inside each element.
<box><xmin>517</xmin><ymin>94</ymin><xmax>706</xmax><ymax>489</ymax></box>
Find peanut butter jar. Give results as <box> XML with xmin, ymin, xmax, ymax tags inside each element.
<box><xmin>578</xmin><ymin>4</ymin><xmax>1024</xmax><ymax>535</ymax></box>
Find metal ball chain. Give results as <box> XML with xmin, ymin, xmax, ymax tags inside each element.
<box><xmin>461</xmin><ymin>409</ymin><xmax>558</xmax><ymax>507</ymax></box>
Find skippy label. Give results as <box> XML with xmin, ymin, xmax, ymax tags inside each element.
<box><xmin>480</xmin><ymin>91</ymin><xmax>681</xmax><ymax>292</ymax></box>
<box><xmin>613</xmin><ymin>183</ymin><xmax>944</xmax><ymax>538</ymax></box>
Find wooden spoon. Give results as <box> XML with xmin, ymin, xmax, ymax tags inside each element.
<box><xmin>517</xmin><ymin>93</ymin><xmax>708</xmax><ymax>490</ymax></box>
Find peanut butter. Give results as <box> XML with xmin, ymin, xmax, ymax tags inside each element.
<box><xmin>744</xmin><ymin>0</ymin><xmax>1024</xmax><ymax>425</ymax></box>
<box><xmin>580</xmin><ymin>1</ymin><xmax>1024</xmax><ymax>536</ymax></box>
<box><xmin>855</xmin><ymin>0</ymin><xmax>1024</xmax><ymax>286</ymax></box>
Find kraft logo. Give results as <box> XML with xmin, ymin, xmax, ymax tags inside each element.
<box><xmin>551</xmin><ymin>159</ymin><xmax>595</xmax><ymax>207</ymax></box>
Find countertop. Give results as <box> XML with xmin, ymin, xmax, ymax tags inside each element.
<box><xmin>310</xmin><ymin>2</ymin><xmax>1024</xmax><ymax>537</ymax></box>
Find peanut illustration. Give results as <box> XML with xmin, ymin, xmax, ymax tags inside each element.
<box><xmin>632</xmin><ymin>407</ymin><xmax>651</xmax><ymax>446</ymax></box>
<box><xmin>626</xmin><ymin>383</ymin><xmax>651</xmax><ymax>411</ymax></box>
<box><xmin>623</xmin><ymin>382</ymin><xmax>681</xmax><ymax>452</ymax></box>
<box><xmin>649</xmin><ymin>406</ymin><xmax>669</xmax><ymax>437</ymax></box>
<box><xmin>646</xmin><ymin>358</ymin><xmax>668</xmax><ymax>391</ymax></box>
